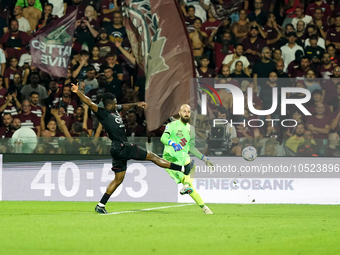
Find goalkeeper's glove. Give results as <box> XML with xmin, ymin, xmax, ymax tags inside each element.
<box><xmin>201</xmin><ymin>155</ymin><xmax>214</xmax><ymax>167</ymax></box>
<box><xmin>168</xmin><ymin>140</ymin><xmax>183</xmax><ymax>152</ymax></box>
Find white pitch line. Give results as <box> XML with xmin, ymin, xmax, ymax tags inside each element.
<box><xmin>103</xmin><ymin>203</ymin><xmax>194</xmax><ymax>215</ymax></box>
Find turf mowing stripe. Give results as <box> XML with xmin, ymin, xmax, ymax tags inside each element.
<box><xmin>103</xmin><ymin>203</ymin><xmax>194</xmax><ymax>215</ymax></box>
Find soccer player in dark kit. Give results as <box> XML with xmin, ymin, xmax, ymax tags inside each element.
<box><xmin>71</xmin><ymin>83</ymin><xmax>194</xmax><ymax>214</ymax></box>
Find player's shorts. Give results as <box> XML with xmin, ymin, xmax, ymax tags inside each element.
<box><xmin>110</xmin><ymin>142</ymin><xmax>148</xmax><ymax>173</ymax></box>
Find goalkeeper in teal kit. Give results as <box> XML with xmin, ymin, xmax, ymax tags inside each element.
<box><xmin>161</xmin><ymin>104</ymin><xmax>214</xmax><ymax>214</ymax></box>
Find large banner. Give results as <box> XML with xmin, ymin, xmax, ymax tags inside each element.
<box><xmin>30</xmin><ymin>9</ymin><xmax>77</xmax><ymax>78</ymax></box>
<box><xmin>210</xmin><ymin>0</ymin><xmax>244</xmax><ymax>20</ymax></box>
<box><xmin>123</xmin><ymin>0</ymin><xmax>195</xmax><ymax>131</ymax></box>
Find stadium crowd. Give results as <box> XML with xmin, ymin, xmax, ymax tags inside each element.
<box><xmin>0</xmin><ymin>0</ymin><xmax>339</xmax><ymax>157</ymax></box>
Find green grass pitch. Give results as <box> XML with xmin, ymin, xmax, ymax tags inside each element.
<box><xmin>0</xmin><ymin>202</ymin><xmax>339</xmax><ymax>255</ymax></box>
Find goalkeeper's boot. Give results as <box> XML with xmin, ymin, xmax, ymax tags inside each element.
<box><xmin>179</xmin><ymin>184</ymin><xmax>193</xmax><ymax>195</ymax></box>
<box><xmin>183</xmin><ymin>160</ymin><xmax>195</xmax><ymax>175</ymax></box>
<box><xmin>95</xmin><ymin>204</ymin><xmax>108</xmax><ymax>214</ymax></box>
<box><xmin>202</xmin><ymin>205</ymin><xmax>213</xmax><ymax>214</ymax></box>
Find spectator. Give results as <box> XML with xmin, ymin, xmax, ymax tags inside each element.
<box><xmin>86</xmin><ymin>73</ymin><xmax>106</xmax><ymax>103</ymax></box>
<box><xmin>46</xmin><ymin>119</ymin><xmax>61</xmax><ymax>137</ymax></box>
<box><xmin>84</xmin><ymin>5</ymin><xmax>100</xmax><ymax>30</ymax></box>
<box><xmin>284</xmin><ymin>109</ymin><xmax>304</xmax><ymax>138</ymax></box>
<box><xmin>327</xmin><ymin>15</ymin><xmax>340</xmax><ymax>50</ymax></box>
<box><xmin>18</xmin><ymin>48</ymin><xmax>32</xmax><ymax>68</ymax></box>
<box><xmin>201</xmin><ymin>9</ymin><xmax>220</xmax><ymax>38</ymax></box>
<box><xmin>71</xmin><ymin>105</ymin><xmax>93</xmax><ymax>136</ymax></box>
<box><xmin>55</xmin><ymin>86</ymin><xmax>78</xmax><ymax>116</ymax></box>
<box><xmin>198</xmin><ymin>55</ymin><xmax>215</xmax><ymax>78</ymax></box>
<box><xmin>324</xmin><ymin>132</ymin><xmax>340</xmax><ymax>156</ymax></box>
<box><xmin>48</xmin><ymin>0</ymin><xmax>66</xmax><ymax>18</ymax></box>
<box><xmin>252</xmin><ymin>47</ymin><xmax>277</xmax><ymax>86</ymax></box>
<box><xmin>22</xmin><ymin>0</ymin><xmax>42</xmax><ymax>32</ymax></box>
<box><xmin>308</xmin><ymin>89</ymin><xmax>332</xmax><ymax>117</ymax></box>
<box><xmin>296</xmin><ymin>20</ymin><xmax>306</xmax><ymax>44</ymax></box>
<box><xmin>12</xmin><ymin>117</ymin><xmax>21</xmax><ymax>131</ymax></box>
<box><xmin>29</xmin><ymin>91</ymin><xmax>45</xmax><ymax>130</ymax></box>
<box><xmin>281</xmin><ymin>32</ymin><xmax>304</xmax><ymax>72</ymax></box>
<box><xmin>16</xmin><ymin>0</ymin><xmax>42</xmax><ymax>11</ymax></box>
<box><xmin>103</xmin><ymin>66</ymin><xmax>122</xmax><ymax>101</ymax></box>
<box><xmin>296</xmin><ymin>129</ymin><xmax>318</xmax><ymax>156</ymax></box>
<box><xmin>100</xmin><ymin>0</ymin><xmax>119</xmax><ymax>27</ymax></box>
<box><xmin>285</xmin><ymin>123</ymin><xmax>305</xmax><ymax>153</ymax></box>
<box><xmin>36</xmin><ymin>3</ymin><xmax>57</xmax><ymax>30</ymax></box>
<box><xmin>18</xmin><ymin>99</ymin><xmax>41</xmax><ymax>136</ymax></box>
<box><xmin>34</xmin><ymin>130</ymin><xmax>56</xmax><ymax>154</ymax></box>
<box><xmin>259</xmin><ymin>72</ymin><xmax>281</xmax><ymax>117</ymax></box>
<box><xmin>0</xmin><ymin>47</ymin><xmax>5</xmax><ymax>76</ymax></box>
<box><xmin>231</xmin><ymin>9</ymin><xmax>250</xmax><ymax>44</ymax></box>
<box><xmin>247</xmin><ymin>0</ymin><xmax>267</xmax><ymax>26</ymax></box>
<box><xmin>11</xmin><ymin>73</ymin><xmax>23</xmax><ymax>100</ymax></box>
<box><xmin>305</xmin><ymin>24</ymin><xmax>325</xmax><ymax>49</ymax></box>
<box><xmin>125</xmin><ymin>110</ymin><xmax>145</xmax><ymax>137</ymax></box>
<box><xmin>72</xmin><ymin>50</ymin><xmax>91</xmax><ymax>80</ymax></box>
<box><xmin>66</xmin><ymin>0</ymin><xmax>86</xmax><ymax>20</ymax></box>
<box><xmin>263</xmin><ymin>12</ymin><xmax>283</xmax><ymax>51</ymax></box>
<box><xmin>0</xmin><ymin>91</ymin><xmax>21</xmax><ymax>116</ymax></box>
<box><xmin>328</xmin><ymin>82</ymin><xmax>340</xmax><ymax>112</ymax></box>
<box><xmin>304</xmin><ymin>70</ymin><xmax>322</xmax><ymax>93</ymax></box>
<box><xmin>0</xmin><ymin>11</ymin><xmax>8</xmax><ymax>39</ymax></box>
<box><xmin>189</xmin><ymin>18</ymin><xmax>207</xmax><ymax>64</ymax></box>
<box><xmin>75</xmin><ymin>17</ymin><xmax>98</xmax><ymax>51</ymax></box>
<box><xmin>21</xmin><ymin>72</ymin><xmax>48</xmax><ymax>106</ymax></box>
<box><xmin>217</xmin><ymin>65</ymin><xmax>240</xmax><ymax>87</ymax></box>
<box><xmin>0</xmin><ymin>19</ymin><xmax>31</xmax><ymax>61</ymax></box>
<box><xmin>96</xmin><ymin>28</ymin><xmax>117</xmax><ymax>58</ymax></box>
<box><xmin>90</xmin><ymin>46</ymin><xmax>105</xmax><ymax>72</ymax></box>
<box><xmin>310</xmin><ymin>8</ymin><xmax>328</xmax><ymax>39</ymax></box>
<box><xmin>183</xmin><ymin>5</ymin><xmax>198</xmax><ymax>33</ymax></box>
<box><xmin>272</xmin><ymin>48</ymin><xmax>283</xmax><ymax>63</ymax></box>
<box><xmin>305</xmin><ymin>34</ymin><xmax>324</xmax><ymax>69</ymax></box>
<box><xmin>275</xmin><ymin>59</ymin><xmax>290</xmax><ymax>78</ymax></box>
<box><xmin>243</xmin><ymin>25</ymin><xmax>268</xmax><ymax>67</ymax></box>
<box><xmin>317</xmin><ymin>53</ymin><xmax>335</xmax><ymax>79</ymax></box>
<box><xmin>84</xmin><ymin>66</ymin><xmax>98</xmax><ymax>93</ymax></box>
<box><xmin>106</xmin><ymin>11</ymin><xmax>127</xmax><ymax>42</ymax></box>
<box><xmin>306</xmin><ymin>0</ymin><xmax>331</xmax><ymax>25</ymax></box>
<box><xmin>222</xmin><ymin>44</ymin><xmax>250</xmax><ymax>76</ymax></box>
<box><xmin>279</xmin><ymin>23</ymin><xmax>302</xmax><ymax>48</ymax></box>
<box><xmin>13</xmin><ymin>5</ymin><xmax>31</xmax><ymax>35</ymax></box>
<box><xmin>229</xmin><ymin>61</ymin><xmax>250</xmax><ymax>80</ymax></box>
<box><xmin>209</xmin><ymin>31</ymin><xmax>234</xmax><ymax>74</ymax></box>
<box><xmin>101</xmin><ymin>52</ymin><xmax>123</xmax><ymax>80</ymax></box>
<box><xmin>292</xmin><ymin>5</ymin><xmax>312</xmax><ymax>30</ymax></box>
<box><xmin>4</xmin><ymin>57</ymin><xmax>21</xmax><ymax>89</ymax></box>
<box><xmin>182</xmin><ymin>0</ymin><xmax>209</xmax><ymax>23</ymax></box>
<box><xmin>0</xmin><ymin>74</ymin><xmax>6</xmax><ymax>105</ymax></box>
<box><xmin>287</xmin><ymin>49</ymin><xmax>304</xmax><ymax>77</ymax></box>
<box><xmin>327</xmin><ymin>43</ymin><xmax>340</xmax><ymax>65</ymax></box>
<box><xmin>292</xmin><ymin>56</ymin><xmax>312</xmax><ymax>78</ymax></box>
<box><xmin>0</xmin><ymin>113</ymin><xmax>13</xmax><ymax>138</ymax></box>
<box><xmin>306</xmin><ymin>102</ymin><xmax>331</xmax><ymax>140</ymax></box>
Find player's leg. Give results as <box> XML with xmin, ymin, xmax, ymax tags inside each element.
<box><xmin>145</xmin><ymin>151</ymin><xmax>194</xmax><ymax>174</ymax></box>
<box><xmin>180</xmin><ymin>175</ymin><xmax>213</xmax><ymax>214</ymax></box>
<box><xmin>95</xmin><ymin>171</ymin><xmax>126</xmax><ymax>214</ymax></box>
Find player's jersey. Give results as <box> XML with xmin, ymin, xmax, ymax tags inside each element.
<box><xmin>162</xmin><ymin>120</ymin><xmax>195</xmax><ymax>164</ymax></box>
<box><xmin>93</xmin><ymin>105</ymin><xmax>128</xmax><ymax>144</ymax></box>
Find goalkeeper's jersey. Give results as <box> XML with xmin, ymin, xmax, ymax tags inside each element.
<box><xmin>161</xmin><ymin>120</ymin><xmax>195</xmax><ymax>164</ymax></box>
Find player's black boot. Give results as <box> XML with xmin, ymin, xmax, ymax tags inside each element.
<box><xmin>183</xmin><ymin>160</ymin><xmax>195</xmax><ymax>175</ymax></box>
<box><xmin>95</xmin><ymin>204</ymin><xmax>108</xmax><ymax>214</ymax></box>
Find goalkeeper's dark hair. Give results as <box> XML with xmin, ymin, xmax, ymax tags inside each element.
<box><xmin>102</xmin><ymin>93</ymin><xmax>116</xmax><ymax>108</ymax></box>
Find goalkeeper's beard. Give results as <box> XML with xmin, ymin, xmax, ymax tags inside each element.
<box><xmin>180</xmin><ymin>115</ymin><xmax>190</xmax><ymax>123</ymax></box>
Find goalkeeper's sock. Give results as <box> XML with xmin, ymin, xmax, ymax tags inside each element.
<box><xmin>183</xmin><ymin>174</ymin><xmax>191</xmax><ymax>186</ymax></box>
<box><xmin>189</xmin><ymin>187</ymin><xmax>205</xmax><ymax>207</ymax></box>
<box><xmin>99</xmin><ymin>193</ymin><xmax>111</xmax><ymax>206</ymax></box>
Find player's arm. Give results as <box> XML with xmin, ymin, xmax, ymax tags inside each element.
<box><xmin>189</xmin><ymin>126</ymin><xmax>214</xmax><ymax>166</ymax></box>
<box><xmin>71</xmin><ymin>83</ymin><xmax>98</xmax><ymax>112</ymax></box>
<box><xmin>121</xmin><ymin>102</ymin><xmax>147</xmax><ymax>112</ymax></box>
<box><xmin>160</xmin><ymin>123</ymin><xmax>183</xmax><ymax>151</ymax></box>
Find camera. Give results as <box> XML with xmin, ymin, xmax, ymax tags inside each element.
<box><xmin>206</xmin><ymin>124</ymin><xmax>232</xmax><ymax>156</ymax></box>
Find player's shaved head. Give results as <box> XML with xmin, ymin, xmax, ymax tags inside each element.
<box><xmin>179</xmin><ymin>104</ymin><xmax>190</xmax><ymax>124</ymax></box>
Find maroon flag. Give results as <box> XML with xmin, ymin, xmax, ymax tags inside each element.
<box><xmin>123</xmin><ymin>0</ymin><xmax>195</xmax><ymax>131</ymax></box>
<box><xmin>210</xmin><ymin>0</ymin><xmax>244</xmax><ymax>20</ymax></box>
<box><xmin>30</xmin><ymin>9</ymin><xmax>77</xmax><ymax>78</ymax></box>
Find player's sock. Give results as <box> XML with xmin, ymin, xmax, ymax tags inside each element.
<box><xmin>183</xmin><ymin>174</ymin><xmax>191</xmax><ymax>186</ymax></box>
<box><xmin>99</xmin><ymin>193</ymin><xmax>111</xmax><ymax>206</ymax></box>
<box><xmin>169</xmin><ymin>163</ymin><xmax>182</xmax><ymax>171</ymax></box>
<box><xmin>189</xmin><ymin>187</ymin><xmax>205</xmax><ymax>207</ymax></box>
